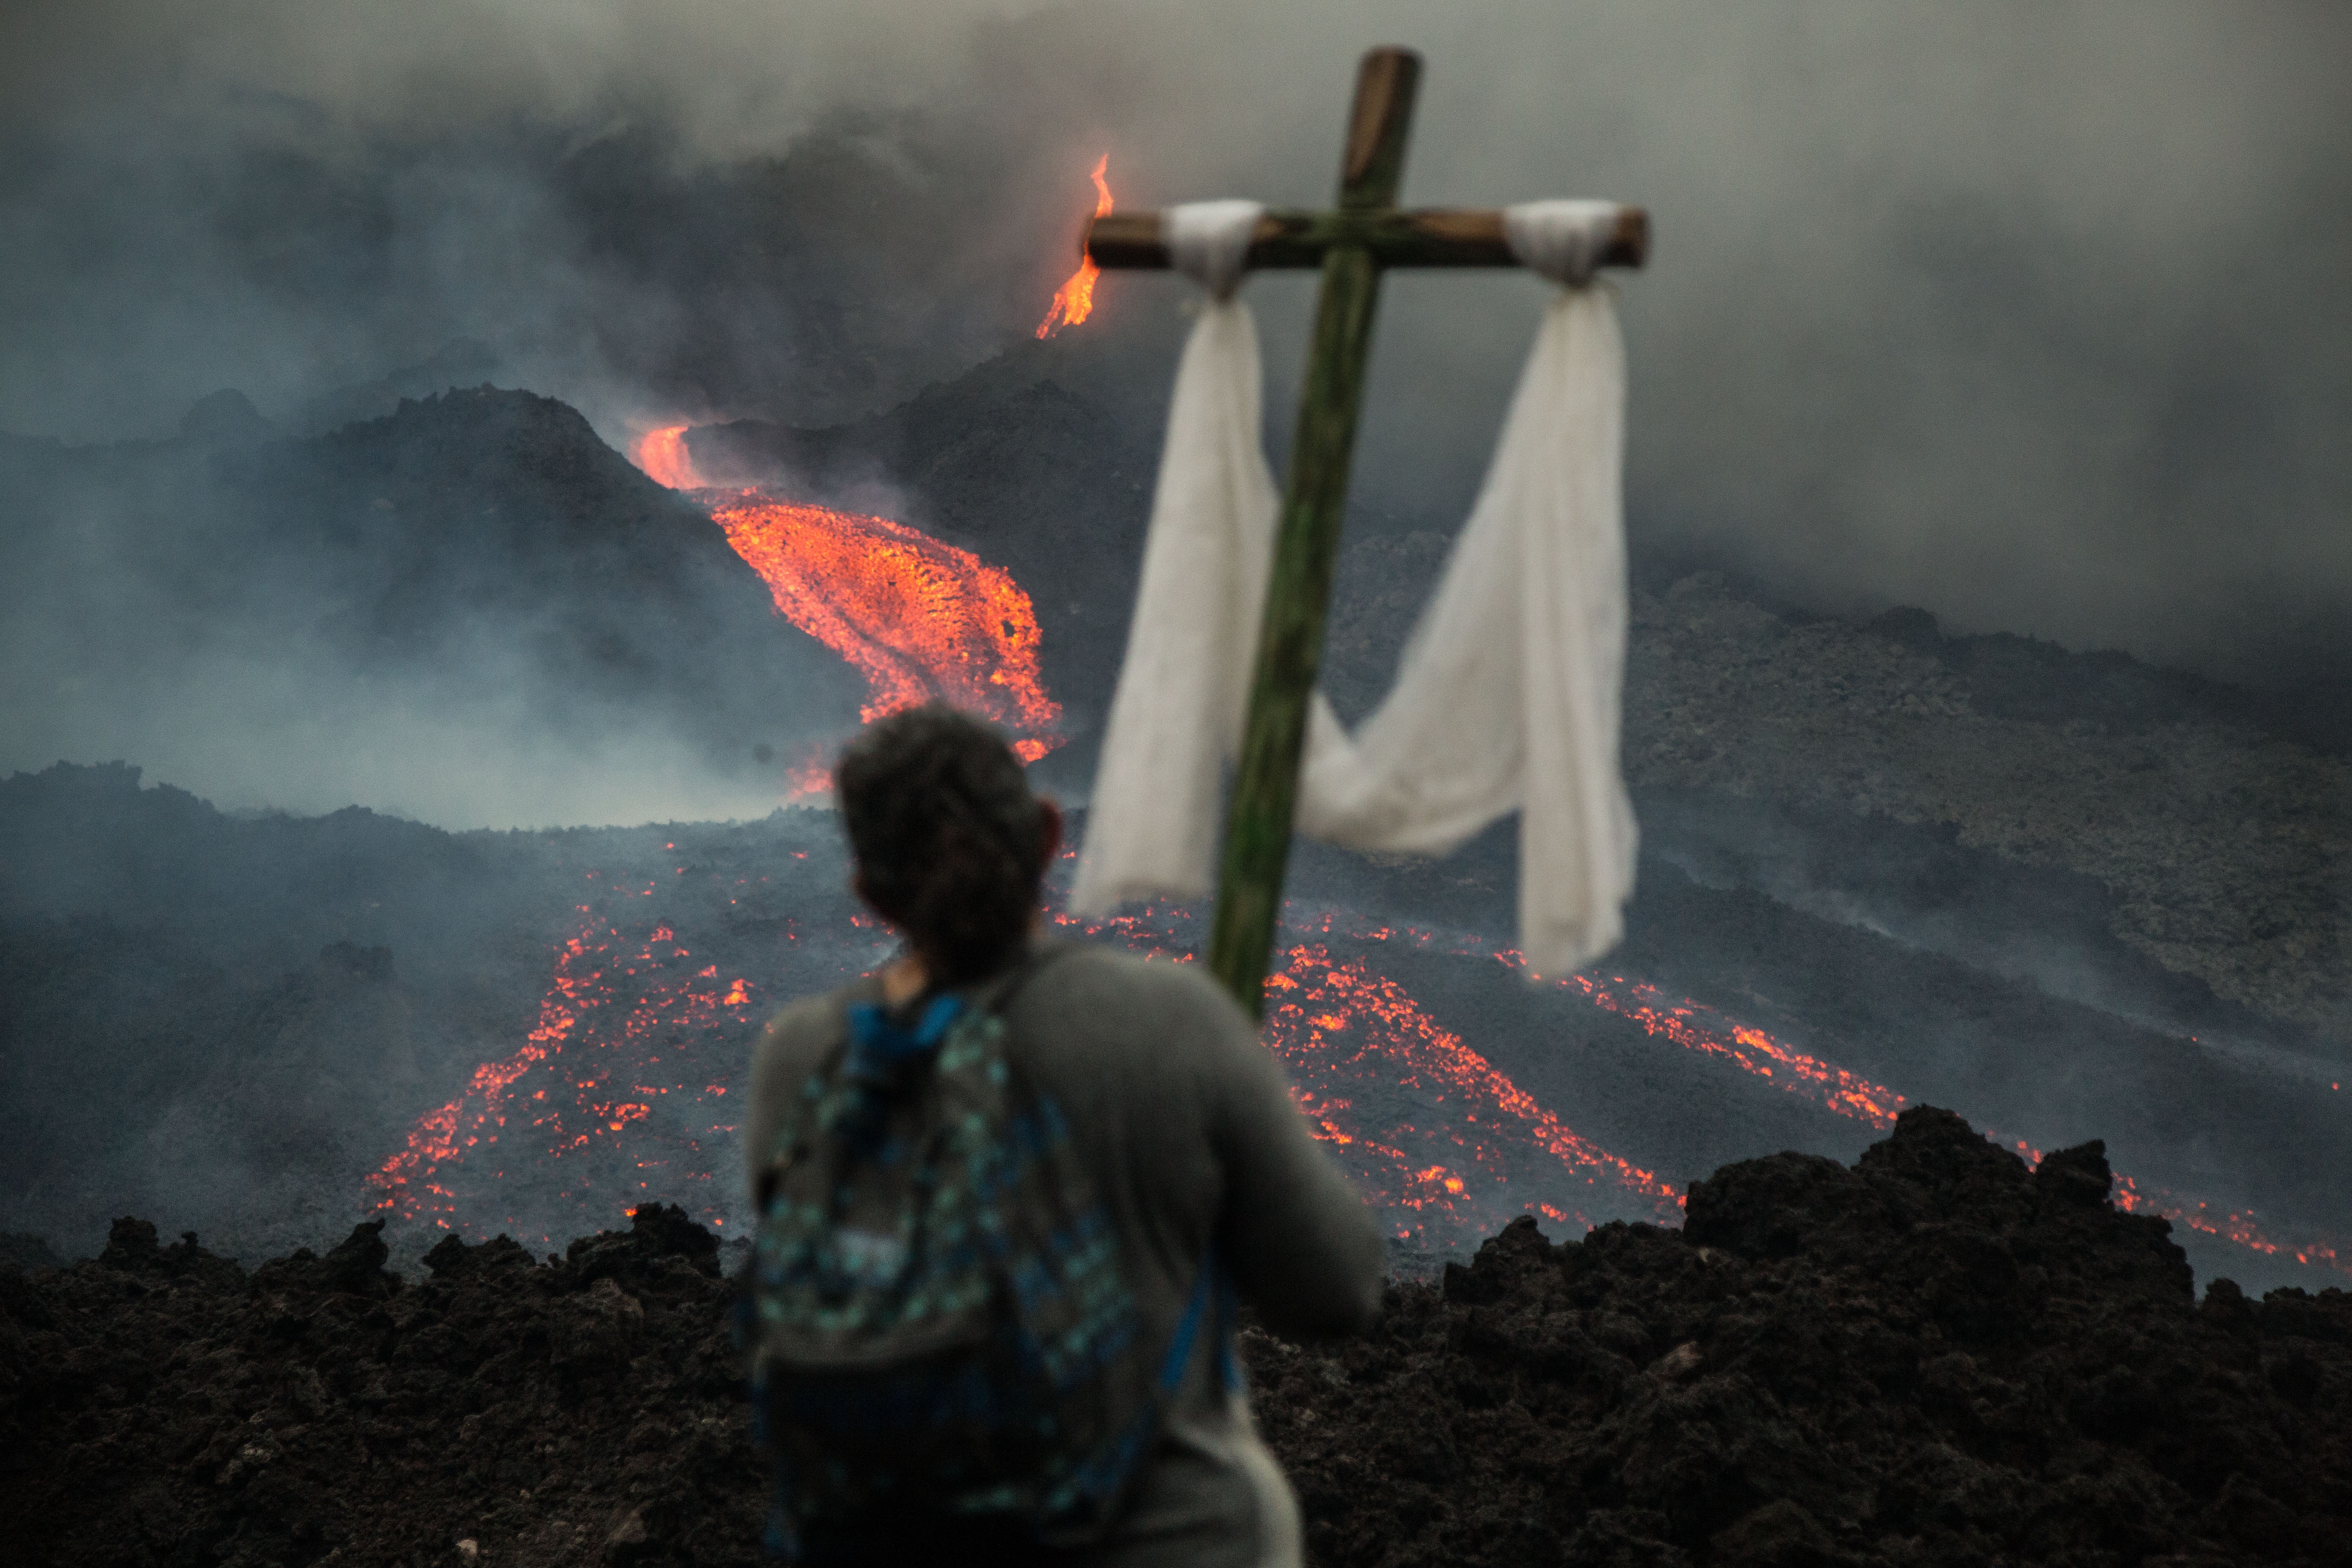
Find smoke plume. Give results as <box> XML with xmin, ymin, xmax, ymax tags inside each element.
<box><xmin>2</xmin><ymin>0</ymin><xmax>2347</xmax><ymax>825</ymax></box>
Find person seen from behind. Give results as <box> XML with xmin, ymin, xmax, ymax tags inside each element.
<box><xmin>744</xmin><ymin>704</ymin><xmax>1385</xmax><ymax>1565</ymax></box>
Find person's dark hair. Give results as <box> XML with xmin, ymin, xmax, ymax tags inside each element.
<box><xmin>836</xmin><ymin>704</ymin><xmax>1048</xmax><ymax>985</ymax></box>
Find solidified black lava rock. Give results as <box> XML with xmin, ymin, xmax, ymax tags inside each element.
<box><xmin>1247</xmin><ymin>1107</ymin><xmax>2352</xmax><ymax>1568</ymax></box>
<box><xmin>0</xmin><ymin>1203</ymin><xmax>761</xmax><ymax>1567</ymax></box>
<box><xmin>5</xmin><ymin>1114</ymin><xmax>2348</xmax><ymax>1566</ymax></box>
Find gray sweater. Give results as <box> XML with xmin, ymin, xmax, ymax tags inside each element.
<box><xmin>744</xmin><ymin>937</ymin><xmax>1387</xmax><ymax>1566</ymax></box>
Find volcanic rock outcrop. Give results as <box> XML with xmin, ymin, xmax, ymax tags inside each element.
<box><xmin>6</xmin><ymin>1112</ymin><xmax>2348</xmax><ymax>1567</ymax></box>
<box><xmin>1253</xmin><ymin>1107</ymin><xmax>2352</xmax><ymax>1566</ymax></box>
<box><xmin>0</xmin><ymin>1205</ymin><xmax>760</xmax><ymax>1568</ymax></box>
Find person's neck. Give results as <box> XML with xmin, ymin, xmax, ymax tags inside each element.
<box><xmin>879</xmin><ymin>952</ymin><xmax>928</xmax><ymax>1007</ymax></box>
<box><xmin>875</xmin><ymin>917</ymin><xmax>1040</xmax><ymax>1006</ymax></box>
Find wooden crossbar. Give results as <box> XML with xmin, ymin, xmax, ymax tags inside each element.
<box><xmin>1071</xmin><ymin>45</ymin><xmax>1649</xmax><ymax>1018</ymax></box>
<box><xmin>1086</xmin><ymin>205</ymin><xmax>1649</xmax><ymax>272</ymax></box>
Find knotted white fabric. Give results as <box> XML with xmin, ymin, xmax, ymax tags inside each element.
<box><xmin>1071</xmin><ymin>198</ymin><xmax>1638</xmax><ymax>978</ymax></box>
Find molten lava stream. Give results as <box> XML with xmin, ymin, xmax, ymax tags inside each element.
<box><xmin>368</xmin><ymin>902</ymin><xmax>765</xmax><ymax>1243</ymax></box>
<box><xmin>1263</xmin><ymin>944</ymin><xmax>1683</xmax><ymax>1248</ymax></box>
<box><xmin>1047</xmin><ymin>897</ymin><xmax>1683</xmax><ymax>1249</ymax></box>
<box><xmin>632</xmin><ymin>424</ymin><xmax>705</xmax><ymax>489</ymax></box>
<box><xmin>708</xmin><ymin>494</ymin><xmax>1062</xmax><ymax>766</ymax></box>
<box><xmin>1305</xmin><ymin>912</ymin><xmax>2352</xmax><ymax>1281</ymax></box>
<box><xmin>1036</xmin><ymin>154</ymin><xmax>1114</xmax><ymax>339</ymax></box>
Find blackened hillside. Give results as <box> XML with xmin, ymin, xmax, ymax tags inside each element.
<box><xmin>0</xmin><ymin>387</ymin><xmax>865</xmax><ymax>783</ymax></box>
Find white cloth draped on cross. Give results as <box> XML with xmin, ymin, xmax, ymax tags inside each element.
<box><xmin>1069</xmin><ymin>199</ymin><xmax>1638</xmax><ymax>978</ymax></box>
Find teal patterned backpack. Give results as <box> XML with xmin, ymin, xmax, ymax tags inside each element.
<box><xmin>751</xmin><ymin>953</ymin><xmax>1222</xmax><ymax>1557</ymax></box>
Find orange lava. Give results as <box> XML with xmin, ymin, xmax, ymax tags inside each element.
<box><xmin>370</xmin><ymin>870</ymin><xmax>2348</xmax><ymax>1281</ymax></box>
<box><xmin>2111</xmin><ymin>1175</ymin><xmax>2349</xmax><ymax>1275</ymax></box>
<box><xmin>1307</xmin><ymin>915</ymin><xmax>2352</xmax><ymax>1280</ymax></box>
<box><xmin>367</xmin><ymin>903</ymin><xmax>758</xmax><ymax>1239</ymax></box>
<box><xmin>1479</xmin><ymin>941</ymin><xmax>2352</xmax><ymax>1279</ymax></box>
<box><xmin>1261</xmin><ymin>943</ymin><xmax>1683</xmax><ymax>1246</ymax></box>
<box><xmin>1544</xmin><ymin>966</ymin><xmax>1908</xmax><ymax>1129</ymax></box>
<box><xmin>709</xmin><ymin>493</ymin><xmax>1061</xmax><ymax>757</ymax></box>
<box><xmin>1034</xmin><ymin>154</ymin><xmax>1114</xmax><ymax>339</ymax></box>
<box><xmin>782</xmin><ymin>747</ymin><xmax>835</xmax><ymax>804</ymax></box>
<box><xmin>632</xmin><ymin>424</ymin><xmax>705</xmax><ymax>489</ymax></box>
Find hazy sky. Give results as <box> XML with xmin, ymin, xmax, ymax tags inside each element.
<box><xmin>3</xmin><ymin>0</ymin><xmax>2347</xmax><ymax>694</ymax></box>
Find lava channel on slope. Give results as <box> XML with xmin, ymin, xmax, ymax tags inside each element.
<box><xmin>367</xmin><ymin>885</ymin><xmax>1687</xmax><ymax>1253</ymax></box>
<box><xmin>626</xmin><ymin>427</ymin><xmax>1062</xmax><ymax>788</ymax></box>
<box><xmin>367</xmin><ymin>873</ymin><xmax>2351</xmax><ymax>1279</ymax></box>
<box><xmin>620</xmin><ymin>154</ymin><xmax>1116</xmax><ymax>779</ymax></box>
<box><xmin>706</xmin><ymin>493</ymin><xmax>1061</xmax><ymax>764</ymax></box>
<box><xmin>367</xmin><ymin>888</ymin><xmax>768</xmax><ymax>1241</ymax></box>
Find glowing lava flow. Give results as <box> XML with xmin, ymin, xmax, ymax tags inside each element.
<box><xmin>1042</xmin><ymin>891</ymin><xmax>1685</xmax><ymax>1248</ymax></box>
<box><xmin>1561</xmin><ymin>977</ymin><xmax>2351</xmax><ymax>1276</ymax></box>
<box><xmin>624</xmin><ymin>423</ymin><xmax>1062</xmax><ymax>773</ymax></box>
<box><xmin>1448</xmin><ymin>932</ymin><xmax>2351</xmax><ymax>1280</ymax></box>
<box><xmin>1550</xmin><ymin>967</ymin><xmax>1909</xmax><ymax>1131</ymax></box>
<box><xmin>708</xmin><ymin>494</ymin><xmax>1061</xmax><ymax>762</ymax></box>
<box><xmin>1263</xmin><ymin>943</ymin><xmax>1683</xmax><ymax>1246</ymax></box>
<box><xmin>632</xmin><ymin>425</ymin><xmax>705</xmax><ymax>488</ymax></box>
<box><xmin>367</xmin><ymin>903</ymin><xmax>762</xmax><ymax>1241</ymax></box>
<box><xmin>1035</xmin><ymin>154</ymin><xmax>1114</xmax><ymax>339</ymax></box>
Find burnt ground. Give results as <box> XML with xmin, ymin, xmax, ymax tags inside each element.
<box><xmin>5</xmin><ymin>1110</ymin><xmax>2349</xmax><ymax>1568</ymax></box>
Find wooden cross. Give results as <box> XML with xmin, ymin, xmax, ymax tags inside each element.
<box><xmin>1085</xmin><ymin>46</ymin><xmax>1650</xmax><ymax>1017</ymax></box>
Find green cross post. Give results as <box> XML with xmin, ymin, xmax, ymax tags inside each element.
<box><xmin>1085</xmin><ymin>46</ymin><xmax>1650</xmax><ymax>1017</ymax></box>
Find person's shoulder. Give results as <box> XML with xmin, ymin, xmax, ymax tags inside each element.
<box><xmin>1029</xmin><ymin>939</ymin><xmax>1250</xmax><ymax>1027</ymax></box>
<box><xmin>1038</xmin><ymin>938</ymin><xmax>1209</xmax><ymax>989</ymax></box>
<box><xmin>753</xmin><ymin>979</ymin><xmax>865</xmax><ymax>1076</ymax></box>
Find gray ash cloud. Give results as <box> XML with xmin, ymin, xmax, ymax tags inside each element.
<box><xmin>2</xmin><ymin>0</ymin><xmax>2346</xmax><ymax>755</ymax></box>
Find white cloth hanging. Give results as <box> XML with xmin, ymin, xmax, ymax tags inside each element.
<box><xmin>1071</xmin><ymin>198</ymin><xmax>1637</xmax><ymax>979</ymax></box>
<box><xmin>1068</xmin><ymin>202</ymin><xmax>1275</xmax><ymax>913</ymax></box>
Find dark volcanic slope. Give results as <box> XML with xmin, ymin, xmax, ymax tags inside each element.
<box><xmin>9</xmin><ymin>754</ymin><xmax>2348</xmax><ymax>1297</ymax></box>
<box><xmin>0</xmin><ymin>761</ymin><xmax>851</xmax><ymax>1268</ymax></box>
<box><xmin>6</xmin><ymin>1113</ymin><xmax>2348</xmax><ymax>1568</ymax></box>
<box><xmin>0</xmin><ymin>386</ymin><xmax>864</xmax><ymax>780</ymax></box>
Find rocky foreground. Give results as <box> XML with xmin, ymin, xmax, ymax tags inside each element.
<box><xmin>5</xmin><ymin>1109</ymin><xmax>2347</xmax><ymax>1568</ymax></box>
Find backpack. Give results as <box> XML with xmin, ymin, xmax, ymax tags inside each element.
<box><xmin>749</xmin><ymin>950</ymin><xmax>1225</xmax><ymax>1557</ymax></box>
